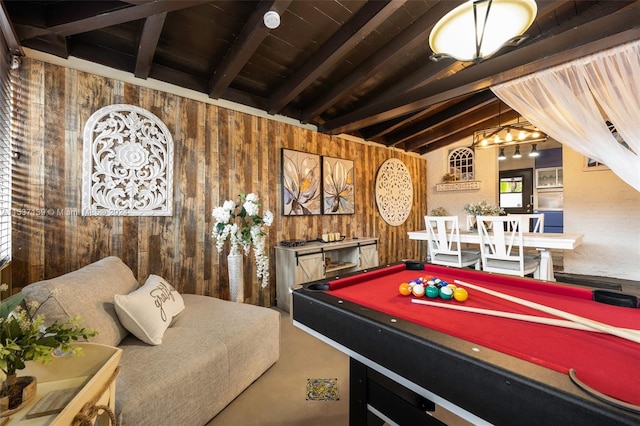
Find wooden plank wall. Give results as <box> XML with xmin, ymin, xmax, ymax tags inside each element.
<box><xmin>10</xmin><ymin>58</ymin><xmax>427</xmax><ymax>306</ymax></box>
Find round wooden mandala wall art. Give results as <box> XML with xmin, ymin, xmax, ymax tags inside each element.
<box><xmin>375</xmin><ymin>158</ymin><xmax>413</xmax><ymax>226</ymax></box>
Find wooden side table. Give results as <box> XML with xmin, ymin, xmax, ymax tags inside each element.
<box><xmin>2</xmin><ymin>343</ymin><xmax>122</xmax><ymax>425</ymax></box>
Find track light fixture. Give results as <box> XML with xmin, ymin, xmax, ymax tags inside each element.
<box><xmin>512</xmin><ymin>145</ymin><xmax>522</xmax><ymax>158</ymax></box>
<box><xmin>473</xmin><ymin>120</ymin><xmax>548</xmax><ymax>160</ymax></box>
<box><xmin>498</xmin><ymin>148</ymin><xmax>506</xmax><ymax>160</ymax></box>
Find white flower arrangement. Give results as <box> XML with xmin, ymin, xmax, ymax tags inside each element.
<box><xmin>212</xmin><ymin>193</ymin><xmax>273</xmax><ymax>288</ymax></box>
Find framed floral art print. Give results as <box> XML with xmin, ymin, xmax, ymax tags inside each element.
<box><xmin>322</xmin><ymin>156</ymin><xmax>354</xmax><ymax>215</ymax></box>
<box><xmin>281</xmin><ymin>148</ymin><xmax>321</xmax><ymax>215</ymax></box>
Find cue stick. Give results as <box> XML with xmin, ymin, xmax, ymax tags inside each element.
<box><xmin>410</xmin><ymin>298</ymin><xmax>640</xmax><ymax>335</ymax></box>
<box><xmin>454</xmin><ymin>279</ymin><xmax>640</xmax><ymax>344</ymax></box>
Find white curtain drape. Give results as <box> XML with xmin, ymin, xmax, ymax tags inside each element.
<box><xmin>492</xmin><ymin>40</ymin><xmax>640</xmax><ymax>191</ymax></box>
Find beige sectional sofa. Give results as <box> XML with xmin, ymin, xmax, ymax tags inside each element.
<box><xmin>21</xmin><ymin>256</ymin><xmax>280</xmax><ymax>425</ymax></box>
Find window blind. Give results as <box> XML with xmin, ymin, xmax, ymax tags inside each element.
<box><xmin>0</xmin><ymin>36</ymin><xmax>12</xmax><ymax>268</ymax></box>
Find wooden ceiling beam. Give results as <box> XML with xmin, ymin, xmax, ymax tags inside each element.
<box><xmin>355</xmin><ymin>61</ymin><xmax>466</xmax><ymax>121</ymax></box>
<box><xmin>414</xmin><ymin>109</ymin><xmax>521</xmax><ymax>155</ymax></box>
<box><xmin>19</xmin><ymin>34</ymin><xmax>68</xmax><ymax>58</ymax></box>
<box><xmin>208</xmin><ymin>0</ymin><xmax>292</xmax><ymax>99</ymax></box>
<box><xmin>15</xmin><ymin>0</ymin><xmax>209</xmax><ymax>39</ymax></box>
<box><xmin>312</xmin><ymin>0</ymin><xmax>566</xmax><ymax>133</ymax></box>
<box><xmin>67</xmin><ymin>38</ymin><xmax>136</xmax><ymax>72</ymax></box>
<box><xmin>0</xmin><ymin>2</ymin><xmax>23</xmax><ymax>56</ymax></box>
<box><xmin>325</xmin><ymin>0</ymin><xmax>569</xmax><ymax>130</ymax></box>
<box><xmin>134</xmin><ymin>12</ymin><xmax>166</xmax><ymax>79</ymax></box>
<box><xmin>320</xmin><ymin>1</ymin><xmax>640</xmax><ymax>135</ymax></box>
<box><xmin>267</xmin><ymin>0</ymin><xmax>405</xmax><ymax>115</ymax></box>
<box><xmin>413</xmin><ymin>110</ymin><xmax>518</xmax><ymax>155</ymax></box>
<box><xmin>300</xmin><ymin>0</ymin><xmax>463</xmax><ymax>123</ymax></box>
<box><xmin>403</xmin><ymin>104</ymin><xmax>516</xmax><ymax>152</ymax></box>
<box><xmin>359</xmin><ymin>112</ymin><xmax>426</xmax><ymax>142</ymax></box>
<box><xmin>383</xmin><ymin>91</ymin><xmax>497</xmax><ymax>146</ymax></box>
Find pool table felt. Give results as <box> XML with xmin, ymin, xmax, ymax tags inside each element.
<box><xmin>327</xmin><ymin>264</ymin><xmax>640</xmax><ymax>406</ymax></box>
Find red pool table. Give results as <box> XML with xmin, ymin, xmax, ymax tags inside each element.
<box><xmin>292</xmin><ymin>262</ymin><xmax>640</xmax><ymax>425</ymax></box>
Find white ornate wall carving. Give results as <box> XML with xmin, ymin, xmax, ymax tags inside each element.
<box><xmin>375</xmin><ymin>158</ymin><xmax>413</xmax><ymax>226</ymax></box>
<box><xmin>82</xmin><ymin>104</ymin><xmax>174</xmax><ymax>216</ymax></box>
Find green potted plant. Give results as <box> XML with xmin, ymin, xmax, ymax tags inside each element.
<box><xmin>429</xmin><ymin>206</ymin><xmax>449</xmax><ymax>216</ymax></box>
<box><xmin>441</xmin><ymin>173</ymin><xmax>457</xmax><ymax>182</ymax></box>
<box><xmin>463</xmin><ymin>200</ymin><xmax>504</xmax><ymax>230</ymax></box>
<box><xmin>0</xmin><ymin>286</ymin><xmax>98</xmax><ymax>415</ymax></box>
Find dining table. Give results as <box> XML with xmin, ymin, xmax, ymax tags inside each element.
<box><xmin>407</xmin><ymin>229</ymin><xmax>584</xmax><ymax>281</ymax></box>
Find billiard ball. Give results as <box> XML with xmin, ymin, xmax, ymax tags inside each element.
<box><xmin>453</xmin><ymin>287</ymin><xmax>469</xmax><ymax>302</ymax></box>
<box><xmin>412</xmin><ymin>284</ymin><xmax>425</xmax><ymax>297</ymax></box>
<box><xmin>398</xmin><ymin>282</ymin><xmax>412</xmax><ymax>296</ymax></box>
<box><xmin>439</xmin><ymin>286</ymin><xmax>454</xmax><ymax>300</ymax></box>
<box><xmin>426</xmin><ymin>285</ymin><xmax>439</xmax><ymax>298</ymax></box>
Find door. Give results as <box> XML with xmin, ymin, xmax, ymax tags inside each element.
<box><xmin>359</xmin><ymin>243</ymin><xmax>379</xmax><ymax>270</ymax></box>
<box><xmin>295</xmin><ymin>252</ymin><xmax>325</xmax><ymax>284</ymax></box>
<box><xmin>499</xmin><ymin>169</ymin><xmax>533</xmax><ymax>214</ymax></box>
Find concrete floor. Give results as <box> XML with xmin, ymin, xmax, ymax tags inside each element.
<box><xmin>206</xmin><ymin>309</ymin><xmax>350</xmax><ymax>426</ymax></box>
<box><xmin>206</xmin><ymin>310</ymin><xmax>471</xmax><ymax>426</ymax></box>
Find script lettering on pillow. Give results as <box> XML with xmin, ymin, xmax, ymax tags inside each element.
<box><xmin>114</xmin><ymin>275</ymin><xmax>185</xmax><ymax>345</ymax></box>
<box><xmin>151</xmin><ymin>281</ymin><xmax>177</xmax><ymax>322</ymax></box>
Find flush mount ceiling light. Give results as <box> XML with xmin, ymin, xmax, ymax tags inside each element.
<box><xmin>429</xmin><ymin>0</ymin><xmax>537</xmax><ymax>63</ymax></box>
<box><xmin>263</xmin><ymin>11</ymin><xmax>280</xmax><ymax>29</ymax></box>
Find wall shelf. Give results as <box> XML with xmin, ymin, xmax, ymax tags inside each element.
<box><xmin>326</xmin><ymin>262</ymin><xmax>357</xmax><ymax>274</ymax></box>
<box><xmin>435</xmin><ymin>181</ymin><xmax>481</xmax><ymax>192</ymax></box>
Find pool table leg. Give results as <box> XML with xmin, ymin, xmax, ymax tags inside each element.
<box><xmin>349</xmin><ymin>358</ymin><xmax>444</xmax><ymax>425</ymax></box>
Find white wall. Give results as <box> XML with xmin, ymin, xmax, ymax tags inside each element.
<box><xmin>424</xmin><ymin>139</ymin><xmax>640</xmax><ymax>281</ymax></box>
<box><xmin>563</xmin><ymin>146</ymin><xmax>640</xmax><ymax>280</ymax></box>
<box><xmin>425</xmin><ymin>137</ymin><xmax>499</xmax><ymax>226</ymax></box>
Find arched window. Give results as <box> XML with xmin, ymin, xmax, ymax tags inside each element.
<box><xmin>448</xmin><ymin>147</ymin><xmax>474</xmax><ymax>181</ymax></box>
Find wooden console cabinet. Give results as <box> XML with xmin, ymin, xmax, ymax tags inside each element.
<box><xmin>275</xmin><ymin>237</ymin><xmax>378</xmax><ymax>312</ymax></box>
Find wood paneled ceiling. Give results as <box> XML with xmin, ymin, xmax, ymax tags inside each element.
<box><xmin>1</xmin><ymin>1</ymin><xmax>638</xmax><ymax>154</ymax></box>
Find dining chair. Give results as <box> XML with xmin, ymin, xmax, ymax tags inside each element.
<box><xmin>507</xmin><ymin>213</ymin><xmax>545</xmax><ymax>233</ymax></box>
<box><xmin>476</xmin><ymin>215</ymin><xmax>540</xmax><ymax>278</ymax></box>
<box><xmin>425</xmin><ymin>216</ymin><xmax>481</xmax><ymax>270</ymax></box>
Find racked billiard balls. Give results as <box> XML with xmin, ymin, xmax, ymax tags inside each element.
<box><xmin>439</xmin><ymin>286</ymin><xmax>454</xmax><ymax>300</ymax></box>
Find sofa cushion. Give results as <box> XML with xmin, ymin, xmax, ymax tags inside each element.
<box><xmin>117</xmin><ymin>327</ymin><xmax>231</xmax><ymax>426</ymax></box>
<box><xmin>173</xmin><ymin>295</ymin><xmax>281</xmax><ymax>400</ymax></box>
<box><xmin>116</xmin><ymin>294</ymin><xmax>280</xmax><ymax>425</ymax></box>
<box><xmin>21</xmin><ymin>256</ymin><xmax>139</xmax><ymax>346</ymax></box>
<box><xmin>114</xmin><ymin>275</ymin><xmax>185</xmax><ymax>345</ymax></box>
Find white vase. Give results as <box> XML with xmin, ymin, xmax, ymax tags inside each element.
<box><xmin>227</xmin><ymin>252</ymin><xmax>244</xmax><ymax>303</ymax></box>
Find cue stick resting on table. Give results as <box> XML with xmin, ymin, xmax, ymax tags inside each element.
<box><xmin>454</xmin><ymin>279</ymin><xmax>640</xmax><ymax>344</ymax></box>
<box><xmin>410</xmin><ymin>298</ymin><xmax>640</xmax><ymax>335</ymax></box>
